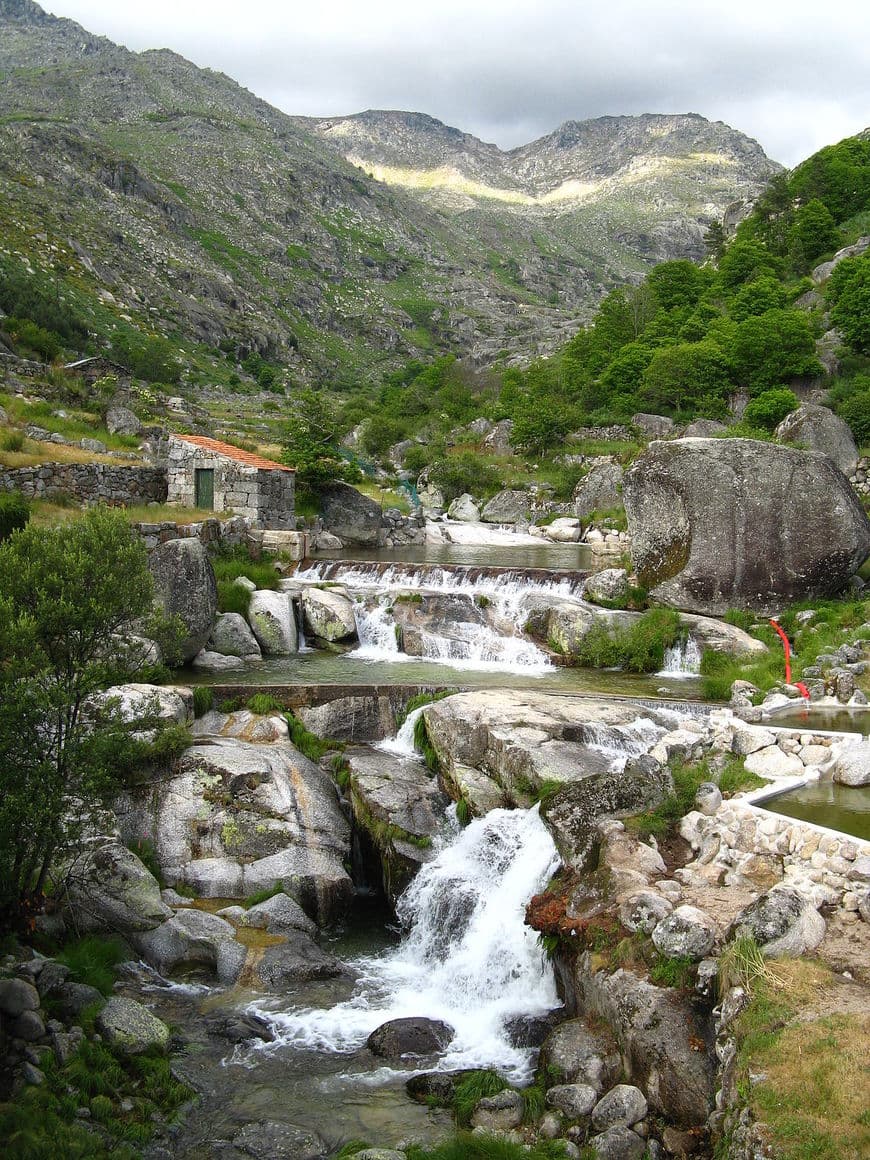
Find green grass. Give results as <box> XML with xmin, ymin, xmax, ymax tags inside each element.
<box><xmin>192</xmin><ymin>686</ymin><xmax>214</xmax><ymax>718</ymax></box>
<box><xmin>413</xmin><ymin>712</ymin><xmax>442</xmax><ymax>773</ymax></box>
<box><xmin>405</xmin><ymin>1135</ymin><xmax>574</xmax><ymax>1160</ymax></box>
<box><xmin>55</xmin><ymin>935</ymin><xmax>127</xmax><ymax>996</ymax></box>
<box><xmin>247</xmin><ymin>693</ymin><xmax>284</xmax><ymax>714</ymax></box>
<box><xmin>570</xmin><ymin>607</ymin><xmax>683</xmax><ymax>672</ymax></box>
<box><xmin>649</xmin><ymin>954</ymin><xmax>696</xmax><ymax>989</ymax></box>
<box><xmin>626</xmin><ymin>756</ymin><xmax>711</xmax><ymax>840</ymax></box>
<box><xmin>243</xmin><ymin>882</ymin><xmax>284</xmax><ymax>908</ymax></box>
<box><xmin>285</xmin><ymin>713</ymin><xmax>343</xmax><ymax>762</ymax></box>
<box><xmin>451</xmin><ymin>1070</ymin><xmax>509</xmax><ymax>1127</ymax></box>
<box><xmin>0</xmin><ymin>1037</ymin><xmax>190</xmax><ymax>1159</ymax></box>
<box><xmin>211</xmin><ymin>547</ymin><xmax>280</xmax><ymax>591</ymax></box>
<box><xmin>395</xmin><ymin>688</ymin><xmax>457</xmax><ymax>727</ymax></box>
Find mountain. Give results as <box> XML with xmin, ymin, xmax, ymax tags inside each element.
<box><xmin>0</xmin><ymin>0</ymin><xmax>781</xmax><ymax>384</ymax></box>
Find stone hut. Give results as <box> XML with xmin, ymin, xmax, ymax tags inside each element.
<box><xmin>166</xmin><ymin>435</ymin><xmax>295</xmax><ymax>529</ymax></box>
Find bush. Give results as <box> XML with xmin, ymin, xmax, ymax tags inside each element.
<box><xmin>1</xmin><ymin>429</ymin><xmax>26</xmax><ymax>452</ymax></box>
<box><xmin>742</xmin><ymin>388</ymin><xmax>799</xmax><ymax>432</ymax></box>
<box><xmin>573</xmin><ymin>608</ymin><xmax>683</xmax><ymax>672</ymax></box>
<box><xmin>0</xmin><ymin>491</ymin><xmax>30</xmax><ymax>541</ymax></box>
<box><xmin>428</xmin><ymin>451</ymin><xmax>503</xmax><ymax>503</ymax></box>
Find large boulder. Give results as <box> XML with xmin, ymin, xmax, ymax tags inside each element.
<box><xmin>152</xmin><ymin>738</ymin><xmax>352</xmax><ymax>923</ymax></box>
<box><xmin>105</xmin><ymin>406</ymin><xmax>141</xmax><ymax>436</ymax></box>
<box><xmin>88</xmin><ymin>683</ymin><xmax>193</xmax><ymax>729</ymax></box>
<box><xmin>208</xmin><ymin>612</ymin><xmax>262</xmax><ymax>659</ymax></box>
<box><xmin>301</xmin><ymin>587</ymin><xmax>357</xmax><ymax>642</ymax></box>
<box><xmin>248</xmin><ymin>590</ymin><xmax>297</xmax><ymax>655</ymax></box>
<box><xmin>149</xmin><ymin>539</ymin><xmax>218</xmax><ymax>662</ymax></box>
<box><xmin>573</xmin><ymin>463</ymin><xmax>624</xmax><ymax>518</ymax></box>
<box><xmin>775</xmin><ymin>403</ymin><xmax>859</xmax><ymax>476</ymax></box>
<box><xmin>632</xmin><ymin>413</ymin><xmax>674</xmax><ymax>439</ymax></box>
<box><xmin>250</xmin><ymin>938</ymin><xmax>345</xmax><ymax>989</ymax></box>
<box><xmin>651</xmin><ymin>905</ymin><xmax>717</xmax><ymax>961</ymax></box>
<box><xmin>539</xmin><ymin>1019</ymin><xmax>621</xmax><ymax>1093</ymax></box>
<box><xmin>317</xmin><ymin>481</ymin><xmax>383</xmax><ymax>546</ymax></box>
<box><xmin>132</xmin><ymin>908</ymin><xmax>246</xmax><ymax>983</ymax></box>
<box><xmin>623</xmin><ymin>438</ymin><xmax>870</xmax><ymax>615</ymax></box>
<box><xmin>62</xmin><ymin>840</ymin><xmax>171</xmax><ymax>934</ymax></box>
<box><xmin>480</xmin><ymin>489</ymin><xmax>531</xmax><ymax>524</ymax></box>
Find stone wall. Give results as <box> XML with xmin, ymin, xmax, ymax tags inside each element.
<box><xmin>130</xmin><ymin>515</ymin><xmax>253</xmax><ymax>552</ymax></box>
<box><xmin>850</xmin><ymin>455</ymin><xmax>869</xmax><ymax>498</ymax></box>
<box><xmin>0</xmin><ymin>463</ymin><xmax>167</xmax><ymax>504</ymax></box>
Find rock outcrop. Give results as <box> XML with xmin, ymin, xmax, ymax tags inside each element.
<box><xmin>317</xmin><ymin>481</ymin><xmax>383</xmax><ymax>545</ymax></box>
<box><xmin>145</xmin><ymin>738</ymin><xmax>353</xmax><ymax>922</ymax></box>
<box><xmin>623</xmin><ymin>438</ymin><xmax>870</xmax><ymax>615</ymax></box>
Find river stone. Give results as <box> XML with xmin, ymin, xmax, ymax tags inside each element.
<box><xmin>573</xmin><ymin>463</ymin><xmax>624</xmax><ymax>519</ymax></box>
<box><xmin>539</xmin><ymin>1020</ymin><xmax>621</xmax><ymax>1093</ymax></box>
<box><xmin>470</xmin><ymin>1089</ymin><xmax>524</xmax><ymax>1131</ymax></box>
<box><xmin>694</xmin><ymin>782</ymin><xmax>722</xmax><ymax>815</ymax></box>
<box><xmin>585</xmin><ymin>569</ymin><xmax>629</xmax><ymax>606</ymax></box>
<box><xmin>632</xmin><ymin>413</ymin><xmax>674</xmax><ymax>439</ymax></box>
<box><xmin>191</xmin><ymin>648</ymin><xmax>244</xmax><ymax>671</ymax></box>
<box><xmin>0</xmin><ymin>978</ymin><xmax>40</xmax><ymax>1017</ymax></box>
<box><xmin>619</xmin><ymin>890</ymin><xmax>673</xmax><ymax>935</ymax></box>
<box><xmin>730</xmin><ymin>722</ymin><xmax>776</xmax><ymax>756</ymax></box>
<box><xmin>775</xmin><ymin>404</ymin><xmax>859</xmax><ymax>476</ymax></box>
<box><xmin>743</xmin><ymin>745</ymin><xmax>804</xmax><ymax>780</ymax></box>
<box><xmin>623</xmin><ymin>438</ymin><xmax>870</xmax><ymax>615</ymax></box>
<box><xmin>252</xmin><ymin>938</ymin><xmax>345</xmax><ymax>989</ymax></box>
<box><xmin>651</xmin><ymin>905</ymin><xmax>717</xmax><ymax>961</ymax></box>
<box><xmin>354</xmin><ymin>1151</ymin><xmax>408</xmax><ymax>1160</ymax></box>
<box><xmin>592</xmin><ymin>1084</ymin><xmax>648</xmax><ymax>1130</ymax></box>
<box><xmin>132</xmin><ymin>908</ymin><xmax>247</xmax><ymax>984</ymax></box>
<box><xmin>504</xmin><ymin>1009</ymin><xmax>564</xmax><ymax>1048</ymax></box>
<box><xmin>62</xmin><ymin>839</ymin><xmax>171</xmax><ymax>934</ymax></box>
<box><xmin>547</xmin><ymin>1083</ymin><xmax>598</xmax><ymax>1118</ymax></box>
<box><xmin>54</xmin><ymin>982</ymin><xmax>104</xmax><ymax>1019</ymax></box>
<box><xmin>153</xmin><ymin>738</ymin><xmax>352</xmax><ymax>923</ymax></box>
<box><xmin>106</xmin><ymin>405</ymin><xmax>141</xmax><ymax>436</ymax></box>
<box><xmin>587</xmin><ymin>1125</ymin><xmax>647</xmax><ymax>1160</ymax></box>
<box><xmin>318</xmin><ymin>480</ymin><xmax>383</xmax><ymax>546</ymax></box>
<box><xmin>301</xmin><ymin>587</ymin><xmax>357</xmax><ymax>642</ymax></box>
<box><xmin>831</xmin><ymin>740</ymin><xmax>870</xmax><ymax>786</ymax></box>
<box><xmin>544</xmin><ymin>517</ymin><xmax>583</xmax><ymax>543</ymax></box>
<box><xmin>242</xmin><ymin>891</ymin><xmax>318</xmax><ymax>936</ymax></box>
<box><xmin>96</xmin><ymin>997</ymin><xmax>169</xmax><ymax>1054</ymax></box>
<box><xmin>203</xmin><ymin>1010</ymin><xmax>275</xmax><ymax>1043</ymax></box>
<box><xmin>447</xmin><ymin>493</ymin><xmax>481</xmax><ymax>522</ymax></box>
<box><xmin>367</xmin><ymin>1017</ymin><xmax>454</xmax><ymax>1058</ymax></box>
<box><xmin>233</xmin><ymin>1120</ymin><xmax>327</xmax><ymax>1160</ymax></box>
<box><xmin>480</xmin><ymin>489</ymin><xmax>531</xmax><ymax>524</ymax></box>
<box><xmin>208</xmin><ymin>612</ymin><xmax>261</xmax><ymax>659</ymax></box>
<box><xmin>150</xmin><ymin>538</ymin><xmax>218</xmax><ymax>661</ymax></box>
<box><xmin>248</xmin><ymin>590</ymin><xmax>297</xmax><ymax>654</ymax></box>
<box><xmin>728</xmin><ymin>887</ymin><xmax>826</xmax><ymax>957</ymax></box>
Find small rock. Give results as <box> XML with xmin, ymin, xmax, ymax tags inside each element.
<box><xmin>96</xmin><ymin>997</ymin><xmax>170</xmax><ymax>1055</ymax></box>
<box><xmin>694</xmin><ymin>782</ymin><xmax>722</xmax><ymax>815</ymax></box>
<box><xmin>651</xmin><ymin>905</ymin><xmax>717</xmax><ymax>961</ymax></box>
<box><xmin>619</xmin><ymin>890</ymin><xmax>673</xmax><ymax>935</ymax></box>
<box><xmin>470</xmin><ymin>1089</ymin><xmax>524</xmax><ymax>1131</ymax></box>
<box><xmin>22</xmin><ymin>1062</ymin><xmax>45</xmax><ymax>1086</ymax></box>
<box><xmin>729</xmin><ymin>887</ymin><xmax>825</xmax><ymax>956</ymax></box>
<box><xmin>13</xmin><ymin>1010</ymin><xmax>45</xmax><ymax>1042</ymax></box>
<box><xmin>591</xmin><ymin>1084</ymin><xmax>648</xmax><ymax>1131</ymax></box>
<box><xmin>546</xmin><ymin>1083</ymin><xmax>598</xmax><ymax>1118</ymax></box>
<box><xmin>366</xmin><ymin>1017</ymin><xmax>454</xmax><ymax>1058</ymax></box>
<box><xmin>0</xmin><ymin>978</ymin><xmax>40</xmax><ymax>1017</ymax></box>
<box><xmin>587</xmin><ymin>1124</ymin><xmax>647</xmax><ymax>1159</ymax></box>
<box><xmin>233</xmin><ymin>1120</ymin><xmax>327</xmax><ymax>1160</ymax></box>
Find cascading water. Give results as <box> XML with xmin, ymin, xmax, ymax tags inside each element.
<box><xmin>660</xmin><ymin>636</ymin><xmax>702</xmax><ymax>677</ymax></box>
<box><xmin>583</xmin><ymin>716</ymin><xmax>667</xmax><ymax>771</ymax></box>
<box><xmin>377</xmin><ymin>706</ymin><xmax>427</xmax><ymax>757</ymax></box>
<box><xmin>248</xmin><ymin>807</ymin><xmax>561</xmax><ymax>1081</ymax></box>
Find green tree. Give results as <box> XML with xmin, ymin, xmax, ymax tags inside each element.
<box><xmin>788</xmin><ymin>199</ymin><xmax>841</xmax><ymax>265</ymax></box>
<box><xmin>828</xmin><ymin>254</ymin><xmax>870</xmax><ymax>355</ymax></box>
<box><xmin>647</xmin><ymin>260</ymin><xmax>711</xmax><ymax>312</ymax></box>
<box><xmin>717</xmin><ymin>240</ymin><xmax>783</xmax><ymax>292</ymax></box>
<box><xmin>729</xmin><ymin>276</ymin><xmax>787</xmax><ymax>322</ymax></box>
<box><xmin>640</xmin><ymin>341</ymin><xmax>732</xmax><ymax>414</ymax></box>
<box><xmin>281</xmin><ymin>387</ymin><xmax>361</xmax><ymax>487</ymax></box>
<box><xmin>0</xmin><ymin>509</ymin><xmax>156</xmax><ymax>923</ymax></box>
<box><xmin>730</xmin><ymin>309</ymin><xmax>821</xmax><ymax>393</ymax></box>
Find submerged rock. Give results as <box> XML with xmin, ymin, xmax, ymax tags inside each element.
<box><xmin>233</xmin><ymin>1120</ymin><xmax>327</xmax><ymax>1160</ymax></box>
<box><xmin>623</xmin><ymin>438</ymin><xmax>870</xmax><ymax>615</ymax></box>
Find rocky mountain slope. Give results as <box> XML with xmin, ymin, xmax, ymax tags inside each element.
<box><xmin>0</xmin><ymin>0</ymin><xmax>780</xmax><ymax>382</ymax></box>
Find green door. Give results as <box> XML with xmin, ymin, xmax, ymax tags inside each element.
<box><xmin>194</xmin><ymin>468</ymin><xmax>214</xmax><ymax>510</ymax></box>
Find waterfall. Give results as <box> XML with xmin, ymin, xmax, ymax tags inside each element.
<box><xmin>352</xmin><ymin>598</ymin><xmax>402</xmax><ymax>660</ymax></box>
<box><xmin>249</xmin><ymin>807</ymin><xmax>561</xmax><ymax>1080</ymax></box>
<box><xmin>377</xmin><ymin>706</ymin><xmax>427</xmax><ymax>757</ymax></box>
<box><xmin>660</xmin><ymin>636</ymin><xmax>702</xmax><ymax>677</ymax></box>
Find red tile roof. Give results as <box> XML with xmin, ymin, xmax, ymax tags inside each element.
<box><xmin>174</xmin><ymin>435</ymin><xmax>295</xmax><ymax>472</ymax></box>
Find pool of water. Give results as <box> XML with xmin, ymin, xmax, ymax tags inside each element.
<box><xmin>760</xmin><ymin>780</ymin><xmax>870</xmax><ymax>842</ymax></box>
<box><xmin>765</xmin><ymin>706</ymin><xmax>870</xmax><ymax>736</ymax></box>
<box><xmin>315</xmin><ymin>541</ymin><xmax>596</xmax><ymax>571</ymax></box>
<box><xmin>182</xmin><ymin>650</ymin><xmax>703</xmax><ymax>699</ymax></box>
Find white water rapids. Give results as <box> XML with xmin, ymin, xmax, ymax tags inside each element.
<box><xmin>248</xmin><ymin>806</ymin><xmax>561</xmax><ymax>1081</ymax></box>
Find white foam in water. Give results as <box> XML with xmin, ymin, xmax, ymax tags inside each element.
<box><xmin>248</xmin><ymin>807</ymin><xmax>561</xmax><ymax>1081</ymax></box>
<box><xmin>582</xmin><ymin>716</ymin><xmax>665</xmax><ymax>771</ymax></box>
<box><xmin>660</xmin><ymin>637</ymin><xmax>702</xmax><ymax>677</ymax></box>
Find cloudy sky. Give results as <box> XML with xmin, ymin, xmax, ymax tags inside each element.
<box><xmin>42</xmin><ymin>0</ymin><xmax>870</xmax><ymax>166</ymax></box>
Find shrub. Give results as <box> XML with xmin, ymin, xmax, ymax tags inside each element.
<box><xmin>573</xmin><ymin>608</ymin><xmax>683</xmax><ymax>672</ymax></box>
<box><xmin>56</xmin><ymin>935</ymin><xmax>127</xmax><ymax>995</ymax></box>
<box><xmin>1</xmin><ymin>428</ymin><xmax>26</xmax><ymax>452</ymax></box>
<box><xmin>0</xmin><ymin>491</ymin><xmax>30</xmax><ymax>541</ymax></box>
<box><xmin>428</xmin><ymin>451</ymin><xmax>503</xmax><ymax>503</ymax></box>
<box><xmin>192</xmin><ymin>686</ymin><xmax>214</xmax><ymax>718</ymax></box>
<box><xmin>742</xmin><ymin>388</ymin><xmax>799</xmax><ymax>432</ymax></box>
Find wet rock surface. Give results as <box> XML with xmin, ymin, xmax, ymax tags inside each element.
<box><xmin>366</xmin><ymin>1017</ymin><xmax>455</xmax><ymax>1058</ymax></box>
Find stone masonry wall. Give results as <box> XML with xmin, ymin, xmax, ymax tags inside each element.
<box><xmin>166</xmin><ymin>439</ymin><xmax>294</xmax><ymax>529</ymax></box>
<box><xmin>0</xmin><ymin>463</ymin><xmax>167</xmax><ymax>504</ymax></box>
